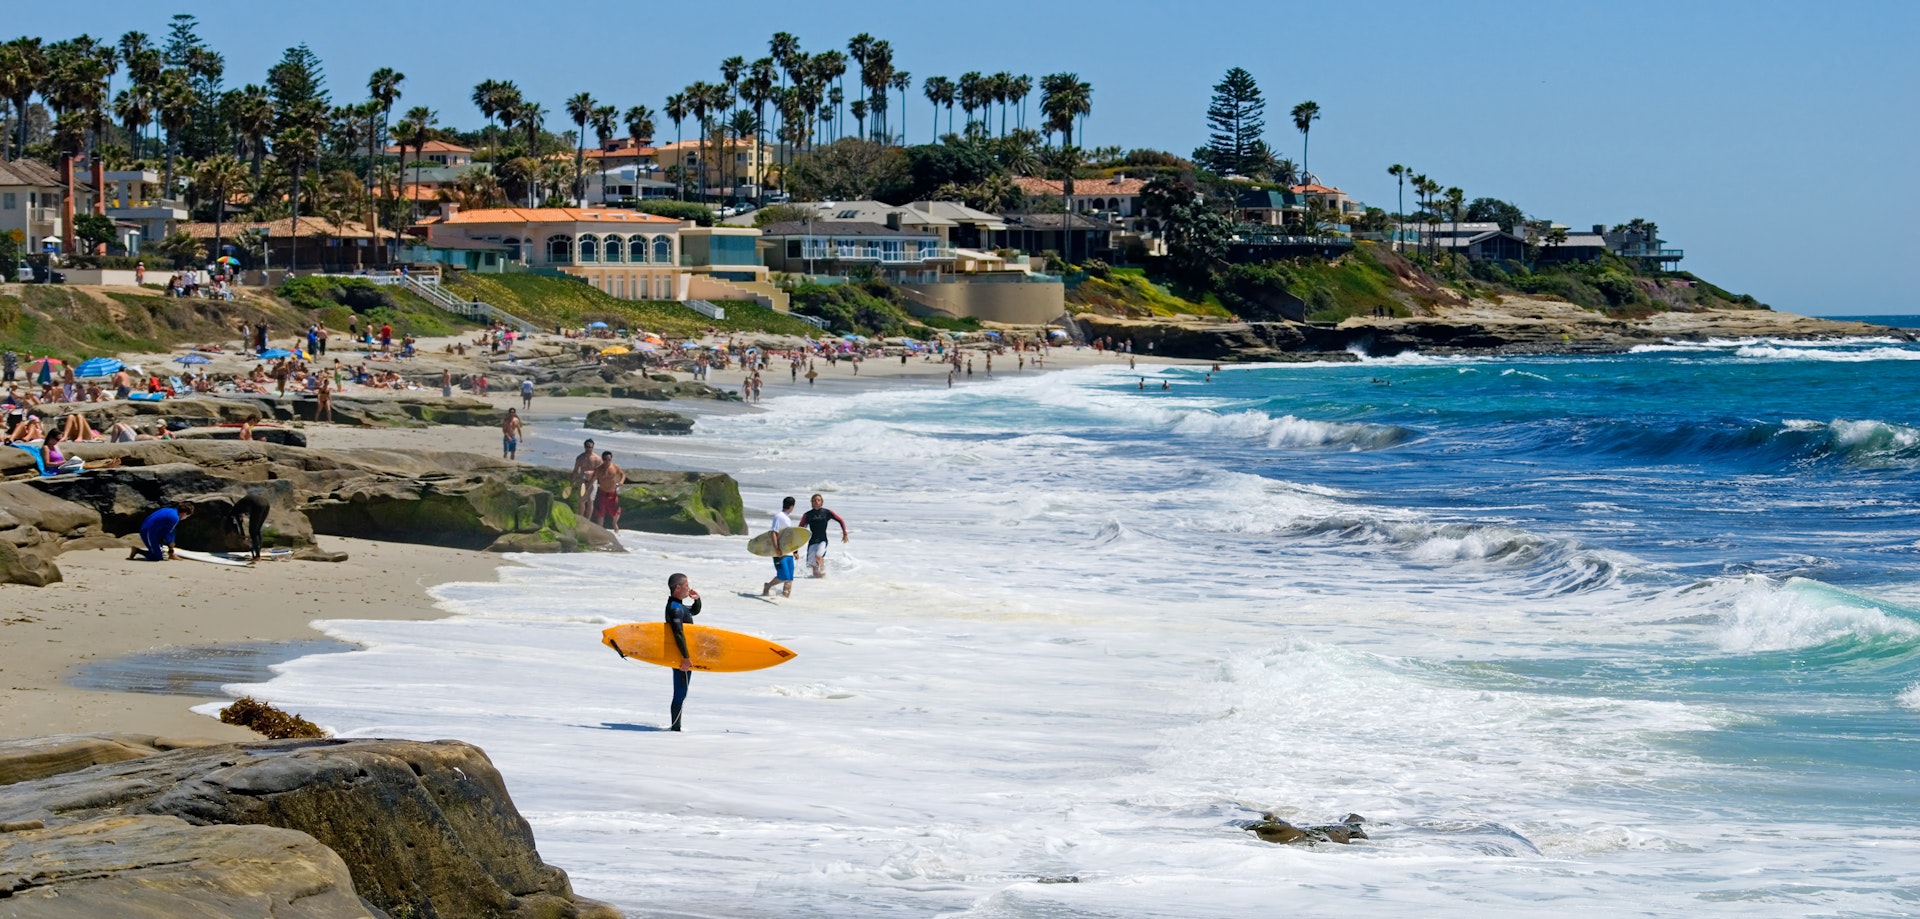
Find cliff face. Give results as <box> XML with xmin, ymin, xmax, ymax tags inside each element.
<box><xmin>1076</xmin><ymin>301</ymin><xmax>1909</xmax><ymax>363</ymax></box>
<box><xmin>0</xmin><ymin>734</ymin><xmax>621</xmax><ymax>919</ymax></box>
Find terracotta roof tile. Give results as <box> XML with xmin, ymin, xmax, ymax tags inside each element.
<box><xmin>441</xmin><ymin>207</ymin><xmax>683</xmax><ymax>225</ymax></box>
<box><xmin>1012</xmin><ymin>175</ymin><xmax>1148</xmax><ymax>197</ymax></box>
<box><xmin>384</xmin><ymin>140</ymin><xmax>473</xmax><ymax>154</ymax></box>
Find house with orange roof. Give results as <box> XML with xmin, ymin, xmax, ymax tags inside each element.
<box><xmin>583</xmin><ymin>138</ymin><xmax>658</xmax><ymax>171</ymax></box>
<box><xmin>419</xmin><ymin>206</ymin><xmax>779</xmax><ymax>305</ymax></box>
<box><xmin>1011</xmin><ymin>174</ymin><xmax>1149</xmax><ymax>220</ymax></box>
<box><xmin>1290</xmin><ymin>182</ymin><xmax>1365</xmax><ymax>219</ymax></box>
<box><xmin>384</xmin><ymin>140</ymin><xmax>474</xmax><ymax>167</ymax></box>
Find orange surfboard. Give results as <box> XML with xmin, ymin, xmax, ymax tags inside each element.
<box><xmin>601</xmin><ymin>622</ymin><xmax>797</xmax><ymax>673</ymax></box>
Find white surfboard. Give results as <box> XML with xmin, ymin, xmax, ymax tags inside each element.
<box><xmin>172</xmin><ymin>548</ymin><xmax>253</xmax><ymax>567</ymax></box>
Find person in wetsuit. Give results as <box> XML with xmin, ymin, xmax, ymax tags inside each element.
<box><xmin>798</xmin><ymin>493</ymin><xmax>849</xmax><ymax>579</ymax></box>
<box><xmin>665</xmin><ymin>572</ymin><xmax>702</xmax><ymax>731</ymax></box>
<box><xmin>128</xmin><ymin>504</ymin><xmax>194</xmax><ymax>561</ymax></box>
<box><xmin>229</xmin><ymin>487</ymin><xmax>273</xmax><ymax>561</ymax></box>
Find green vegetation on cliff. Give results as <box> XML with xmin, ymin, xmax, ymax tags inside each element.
<box><xmin>1066</xmin><ymin>265</ymin><xmax>1234</xmax><ymax>319</ymax></box>
<box><xmin>444</xmin><ymin>273</ymin><xmax>820</xmax><ymax>338</ymax></box>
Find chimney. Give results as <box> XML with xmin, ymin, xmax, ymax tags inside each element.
<box><xmin>445</xmin><ymin>203</ymin><xmax>460</xmax><ymax>218</ymax></box>
<box><xmin>1592</xmin><ymin>224</ymin><xmax>1604</xmax><ymax>235</ymax></box>
<box><xmin>886</xmin><ymin>212</ymin><xmax>900</xmax><ymax>230</ymax></box>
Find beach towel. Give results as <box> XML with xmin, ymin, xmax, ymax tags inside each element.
<box><xmin>128</xmin><ymin>392</ymin><xmax>165</xmax><ymax>402</ymax></box>
<box><xmin>10</xmin><ymin>443</ymin><xmax>75</xmax><ymax>477</ymax></box>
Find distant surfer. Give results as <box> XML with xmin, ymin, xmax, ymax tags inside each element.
<box><xmin>591</xmin><ymin>451</ymin><xmax>625</xmax><ymax>531</ymax></box>
<box><xmin>799</xmin><ymin>493</ymin><xmax>849</xmax><ymax>579</ymax></box>
<box><xmin>128</xmin><ymin>504</ymin><xmax>193</xmax><ymax>562</ymax></box>
<box><xmin>665</xmin><ymin>572</ymin><xmax>702</xmax><ymax>731</ymax></box>
<box><xmin>762</xmin><ymin>496</ymin><xmax>798</xmax><ymax>598</ymax></box>
<box><xmin>227</xmin><ymin>487</ymin><xmax>272</xmax><ymax>562</ymax></box>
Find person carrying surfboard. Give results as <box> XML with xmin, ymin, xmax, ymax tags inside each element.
<box><xmin>762</xmin><ymin>496</ymin><xmax>799</xmax><ymax>598</ymax></box>
<box><xmin>799</xmin><ymin>494</ymin><xmax>849</xmax><ymax>579</ymax></box>
<box><xmin>665</xmin><ymin>573</ymin><xmax>701</xmax><ymax>731</ymax></box>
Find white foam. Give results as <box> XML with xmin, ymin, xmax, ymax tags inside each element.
<box><xmin>1710</xmin><ymin>576</ymin><xmax>1920</xmax><ymax>652</ymax></box>
<box><xmin>1736</xmin><ymin>344</ymin><xmax>1920</xmax><ymax>362</ymax></box>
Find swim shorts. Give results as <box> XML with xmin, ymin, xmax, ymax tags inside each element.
<box><xmin>774</xmin><ymin>555</ymin><xmax>795</xmax><ymax>581</ymax></box>
<box><xmin>806</xmin><ymin>541</ymin><xmax>828</xmax><ymax>564</ymax></box>
<box><xmin>503</xmin><ymin>436</ymin><xmax>518</xmax><ymax>453</ymax></box>
<box><xmin>594</xmin><ymin>490</ymin><xmax>620</xmax><ymax>519</ymax></box>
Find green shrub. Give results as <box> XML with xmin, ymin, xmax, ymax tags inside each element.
<box><xmin>634</xmin><ymin>200</ymin><xmax>715</xmax><ymax>226</ymax></box>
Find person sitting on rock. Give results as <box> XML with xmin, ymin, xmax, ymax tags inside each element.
<box><xmin>7</xmin><ymin>414</ymin><xmax>45</xmax><ymax>445</ymax></box>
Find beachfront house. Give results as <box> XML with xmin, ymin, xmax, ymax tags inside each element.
<box><xmin>583</xmin><ymin>138</ymin><xmax>657</xmax><ymax>171</ymax></box>
<box><xmin>101</xmin><ymin>170</ymin><xmax>186</xmax><ymax>250</ymax></box>
<box><xmin>1292</xmin><ymin>182</ymin><xmax>1366</xmax><ymax>220</ymax></box>
<box><xmin>1236</xmin><ymin>189</ymin><xmax>1310</xmax><ymax>227</ymax></box>
<box><xmin>384</xmin><ymin>140</ymin><xmax>474</xmax><ymax>167</ymax></box>
<box><xmin>1602</xmin><ymin>223</ymin><xmax>1684</xmax><ymax>270</ymax></box>
<box><xmin>582</xmin><ymin>166</ymin><xmax>679</xmax><ymax>205</ymax></box>
<box><xmin>0</xmin><ymin>159</ymin><xmax>69</xmax><ymax>254</ymax></box>
<box><xmin>654</xmin><ymin>139</ymin><xmax>771</xmax><ymax>201</ymax></box>
<box><xmin>423</xmin><ymin>206</ymin><xmax>690</xmax><ymax>299</ymax></box>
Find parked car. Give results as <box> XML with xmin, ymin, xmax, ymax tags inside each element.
<box><xmin>13</xmin><ymin>262</ymin><xmax>30</xmax><ymax>283</ymax></box>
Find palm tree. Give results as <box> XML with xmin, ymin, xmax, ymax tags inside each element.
<box><xmin>1387</xmin><ymin>164</ymin><xmax>1407</xmax><ymax>251</ymax></box>
<box><xmin>624</xmin><ymin>105</ymin><xmax>655</xmax><ymax>148</ymax></box>
<box><xmin>590</xmin><ymin>104</ymin><xmax>616</xmax><ymax>203</ymax></box>
<box><xmin>743</xmin><ymin>59</ymin><xmax>775</xmax><ymax>204</ymax></box>
<box><xmin>1040</xmin><ymin>73</ymin><xmax>1092</xmax><ymax>149</ymax></box>
<box><xmin>398</xmin><ymin>105</ymin><xmax>436</xmax><ymax>222</ymax></box>
<box><xmin>366</xmin><ymin>66</ymin><xmax>403</xmax><ymax>165</ymax></box>
<box><xmin>154</xmin><ymin>69</ymin><xmax>193</xmax><ymax>198</ymax></box>
<box><xmin>112</xmin><ymin>86</ymin><xmax>152</xmax><ymax>163</ymax></box>
<box><xmin>847</xmin><ymin>33</ymin><xmax>875</xmax><ymax>120</ymax></box>
<box><xmin>230</xmin><ymin>84</ymin><xmax>273</xmax><ymax>176</ymax></box>
<box><xmin>889</xmin><ymin>71</ymin><xmax>911</xmax><ymax>146</ymax></box>
<box><xmin>566</xmin><ymin>92</ymin><xmax>595</xmax><ymax>205</ymax></box>
<box><xmin>276</xmin><ymin>124</ymin><xmax>319</xmax><ymax>269</ymax></box>
<box><xmin>471</xmin><ymin>78</ymin><xmax>506</xmax><ymax>161</ymax></box>
<box><xmin>958</xmin><ymin>72</ymin><xmax>984</xmax><ymax>137</ymax></box>
<box><xmin>1444</xmin><ymin>186</ymin><xmax>1465</xmax><ymax>251</ymax></box>
<box><xmin>194</xmin><ymin>153</ymin><xmax>245</xmax><ymax>265</ymax></box>
<box><xmin>1291</xmin><ymin>100</ymin><xmax>1320</xmax><ymax>179</ymax></box>
<box><xmin>849</xmin><ymin>99</ymin><xmax>867</xmax><ymax>143</ymax></box>
<box><xmin>0</xmin><ymin>38</ymin><xmax>46</xmax><ymax>161</ymax></box>
<box><xmin>1008</xmin><ymin>74</ymin><xmax>1032</xmax><ymax>131</ymax></box>
<box><xmin>991</xmin><ymin>72</ymin><xmax>1013</xmax><ymax>136</ymax></box>
<box><xmin>923</xmin><ymin>76</ymin><xmax>953</xmax><ymax>142</ymax></box>
<box><xmin>664</xmin><ymin>92</ymin><xmax>687</xmax><ymax>200</ymax></box>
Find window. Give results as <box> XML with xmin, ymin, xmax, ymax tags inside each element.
<box><xmin>653</xmin><ymin>236</ymin><xmax>672</xmax><ymax>264</ymax></box>
<box><xmin>578</xmin><ymin>234</ymin><xmax>599</xmax><ymax>263</ymax></box>
<box><xmin>787</xmin><ymin>240</ymin><xmax>802</xmax><ymax>259</ymax></box>
<box><xmin>604</xmin><ymin>236</ymin><xmax>624</xmax><ymax>263</ymax></box>
<box><xmin>1</xmin><ymin>193</ymin><xmax>13</xmax><ymax>209</ymax></box>
<box><xmin>546</xmin><ymin>234</ymin><xmax>572</xmax><ymax>263</ymax></box>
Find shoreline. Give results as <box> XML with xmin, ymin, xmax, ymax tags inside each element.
<box><xmin>0</xmin><ymin>538</ymin><xmax>511</xmax><ymax>741</ymax></box>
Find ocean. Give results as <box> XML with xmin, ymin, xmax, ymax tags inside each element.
<box><xmin>213</xmin><ymin>334</ymin><xmax>1920</xmax><ymax>917</ymax></box>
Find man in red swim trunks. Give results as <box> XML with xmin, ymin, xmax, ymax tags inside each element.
<box><xmin>591</xmin><ymin>450</ymin><xmax>626</xmax><ymax>531</ymax></box>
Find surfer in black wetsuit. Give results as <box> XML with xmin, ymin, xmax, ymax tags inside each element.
<box><xmin>228</xmin><ymin>487</ymin><xmax>273</xmax><ymax>561</ymax></box>
<box><xmin>665</xmin><ymin>572</ymin><xmax>701</xmax><ymax>731</ymax></box>
<box><xmin>798</xmin><ymin>493</ymin><xmax>849</xmax><ymax>579</ymax></box>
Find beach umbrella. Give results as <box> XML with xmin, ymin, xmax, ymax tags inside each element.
<box><xmin>587</xmin><ymin>321</ymin><xmax>609</xmax><ymax>329</ymax></box>
<box><xmin>73</xmin><ymin>357</ymin><xmax>124</xmax><ymax>377</ymax></box>
<box><xmin>642</xmin><ymin>334</ymin><xmax>664</xmax><ymax>344</ymax></box>
<box><xmin>215</xmin><ymin>256</ymin><xmax>241</xmax><ymax>266</ymax></box>
<box><xmin>983</xmin><ymin>331</ymin><xmax>1002</xmax><ymax>338</ymax></box>
<box><xmin>258</xmin><ymin>348</ymin><xmax>295</xmax><ymax>359</ymax></box>
<box><xmin>27</xmin><ymin>357</ymin><xmax>61</xmax><ymax>384</ymax></box>
<box><xmin>173</xmin><ymin>353</ymin><xmax>213</xmax><ymax>365</ymax></box>
<box><xmin>600</xmin><ymin>346</ymin><xmax>630</xmax><ymax>355</ymax></box>
<box><xmin>1048</xmin><ymin>328</ymin><xmax>1069</xmax><ymax>338</ymax></box>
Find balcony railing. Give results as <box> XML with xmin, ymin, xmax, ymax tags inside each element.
<box><xmin>28</xmin><ymin>207</ymin><xmax>59</xmax><ymax>225</ymax></box>
<box><xmin>1617</xmin><ymin>246</ymin><xmax>1684</xmax><ymax>259</ymax></box>
<box><xmin>800</xmin><ymin>244</ymin><xmax>957</xmax><ymax>264</ymax></box>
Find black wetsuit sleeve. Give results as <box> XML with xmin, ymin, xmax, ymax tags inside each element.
<box><xmin>667</xmin><ymin>597</ymin><xmax>702</xmax><ymax>658</ymax></box>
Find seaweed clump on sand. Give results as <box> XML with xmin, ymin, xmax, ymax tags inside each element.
<box><xmin>218</xmin><ymin>696</ymin><xmax>329</xmax><ymax>739</ymax></box>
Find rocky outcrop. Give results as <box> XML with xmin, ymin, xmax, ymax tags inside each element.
<box><xmin>616</xmin><ymin>469</ymin><xmax>748</xmax><ymax>536</ymax></box>
<box><xmin>1077</xmin><ymin>307</ymin><xmax>1909</xmax><ymax>362</ymax></box>
<box><xmin>0</xmin><ymin>734</ymin><xmax>621</xmax><ymax>919</ymax></box>
<box><xmin>69</xmin><ymin>395</ymin><xmax>508</xmax><ymax>431</ymax></box>
<box><xmin>1246</xmin><ymin>812</ymin><xmax>1369</xmax><ymax>845</ymax></box>
<box><xmin>583</xmin><ymin>407</ymin><xmax>695</xmax><ymax>435</ymax></box>
<box><xmin>0</xmin><ymin>441</ymin><xmax>625</xmax><ymax>585</ymax></box>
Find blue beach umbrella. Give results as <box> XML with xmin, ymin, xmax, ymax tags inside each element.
<box><xmin>258</xmin><ymin>348</ymin><xmax>295</xmax><ymax>359</ymax></box>
<box><xmin>173</xmin><ymin>353</ymin><xmax>213</xmax><ymax>365</ymax></box>
<box><xmin>73</xmin><ymin>357</ymin><xmax>124</xmax><ymax>378</ymax></box>
<box><xmin>588</xmin><ymin>321</ymin><xmax>609</xmax><ymax>329</ymax></box>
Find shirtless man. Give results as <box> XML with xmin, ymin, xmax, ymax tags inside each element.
<box><xmin>590</xmin><ymin>450</ymin><xmax>625</xmax><ymax>530</ymax></box>
<box><xmin>502</xmin><ymin>408</ymin><xmax>523</xmax><ymax>460</ymax></box>
<box><xmin>570</xmin><ymin>439</ymin><xmax>600</xmax><ymax>515</ymax></box>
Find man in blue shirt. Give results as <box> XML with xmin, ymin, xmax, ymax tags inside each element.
<box><xmin>665</xmin><ymin>573</ymin><xmax>702</xmax><ymax>731</ymax></box>
<box><xmin>128</xmin><ymin>504</ymin><xmax>194</xmax><ymax>561</ymax></box>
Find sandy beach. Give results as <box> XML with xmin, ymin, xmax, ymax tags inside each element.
<box><xmin>0</xmin><ymin>539</ymin><xmax>508</xmax><ymax>740</ymax></box>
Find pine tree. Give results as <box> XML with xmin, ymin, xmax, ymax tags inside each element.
<box><xmin>1203</xmin><ymin>67</ymin><xmax>1265</xmax><ymax>176</ymax></box>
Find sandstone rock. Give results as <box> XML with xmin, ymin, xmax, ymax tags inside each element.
<box><xmin>583</xmin><ymin>407</ymin><xmax>695</xmax><ymax>435</ymax></box>
<box><xmin>0</xmin><ymin>815</ymin><xmax>375</xmax><ymax>919</ymax></box>
<box><xmin>616</xmin><ymin>469</ymin><xmax>747</xmax><ymax>536</ymax></box>
<box><xmin>0</xmin><ymin>534</ymin><xmax>61</xmax><ymax>587</ymax></box>
<box><xmin>0</xmin><ymin>737</ymin><xmax>621</xmax><ymax>919</ymax></box>
<box><xmin>173</xmin><ymin>426</ymin><xmax>309</xmax><ymax>447</ymax></box>
<box><xmin>1246</xmin><ymin>811</ymin><xmax>1369</xmax><ymax>846</ymax></box>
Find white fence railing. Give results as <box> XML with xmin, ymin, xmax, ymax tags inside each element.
<box><xmin>337</xmin><ymin>272</ymin><xmax>540</xmax><ymax>334</ymax></box>
<box><xmin>790</xmin><ymin>313</ymin><xmax>830</xmax><ymax>330</ymax></box>
<box><xmin>684</xmin><ymin>299</ymin><xmax>727</xmax><ymax>321</ymax></box>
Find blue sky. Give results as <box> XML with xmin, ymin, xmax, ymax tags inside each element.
<box><xmin>17</xmin><ymin>1</ymin><xmax>1918</xmax><ymax>314</ymax></box>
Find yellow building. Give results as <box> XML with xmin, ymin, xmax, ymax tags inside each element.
<box><xmin>653</xmin><ymin>139</ymin><xmax>772</xmax><ymax>199</ymax></box>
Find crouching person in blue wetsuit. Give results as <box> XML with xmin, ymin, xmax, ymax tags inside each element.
<box><xmin>127</xmin><ymin>504</ymin><xmax>194</xmax><ymax>561</ymax></box>
<box><xmin>666</xmin><ymin>572</ymin><xmax>702</xmax><ymax>731</ymax></box>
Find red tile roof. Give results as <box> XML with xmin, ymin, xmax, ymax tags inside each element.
<box><xmin>384</xmin><ymin>140</ymin><xmax>473</xmax><ymax>155</ymax></box>
<box><xmin>441</xmin><ymin>207</ymin><xmax>683</xmax><ymax>225</ymax></box>
<box><xmin>1291</xmin><ymin>183</ymin><xmax>1345</xmax><ymax>195</ymax></box>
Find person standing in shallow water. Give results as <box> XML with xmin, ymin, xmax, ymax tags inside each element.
<box><xmin>799</xmin><ymin>493</ymin><xmax>849</xmax><ymax>579</ymax></box>
<box><xmin>665</xmin><ymin>573</ymin><xmax>701</xmax><ymax>731</ymax></box>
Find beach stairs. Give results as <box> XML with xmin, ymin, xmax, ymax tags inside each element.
<box><xmin>684</xmin><ymin>275</ymin><xmax>791</xmax><ymax>314</ymax></box>
<box><xmin>337</xmin><ymin>271</ymin><xmax>541</xmax><ymax>335</ymax></box>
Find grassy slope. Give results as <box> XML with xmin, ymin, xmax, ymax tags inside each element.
<box><xmin>445</xmin><ymin>273</ymin><xmax>821</xmax><ymax>338</ymax></box>
<box><xmin>0</xmin><ymin>283</ymin><xmax>479</xmax><ymax>363</ymax></box>
<box><xmin>1067</xmin><ymin>268</ymin><xmax>1235</xmax><ymax>319</ymax></box>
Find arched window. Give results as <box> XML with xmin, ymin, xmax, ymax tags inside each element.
<box><xmin>1108</xmin><ymin>198</ymin><xmax>1120</xmax><ymax>212</ymax></box>
<box><xmin>653</xmin><ymin>235</ymin><xmax>672</xmax><ymax>264</ymax></box>
<box><xmin>578</xmin><ymin>234</ymin><xmax>599</xmax><ymax>263</ymax></box>
<box><xmin>604</xmin><ymin>236</ymin><xmax>624</xmax><ymax>263</ymax></box>
<box><xmin>546</xmin><ymin>234</ymin><xmax>572</xmax><ymax>263</ymax></box>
